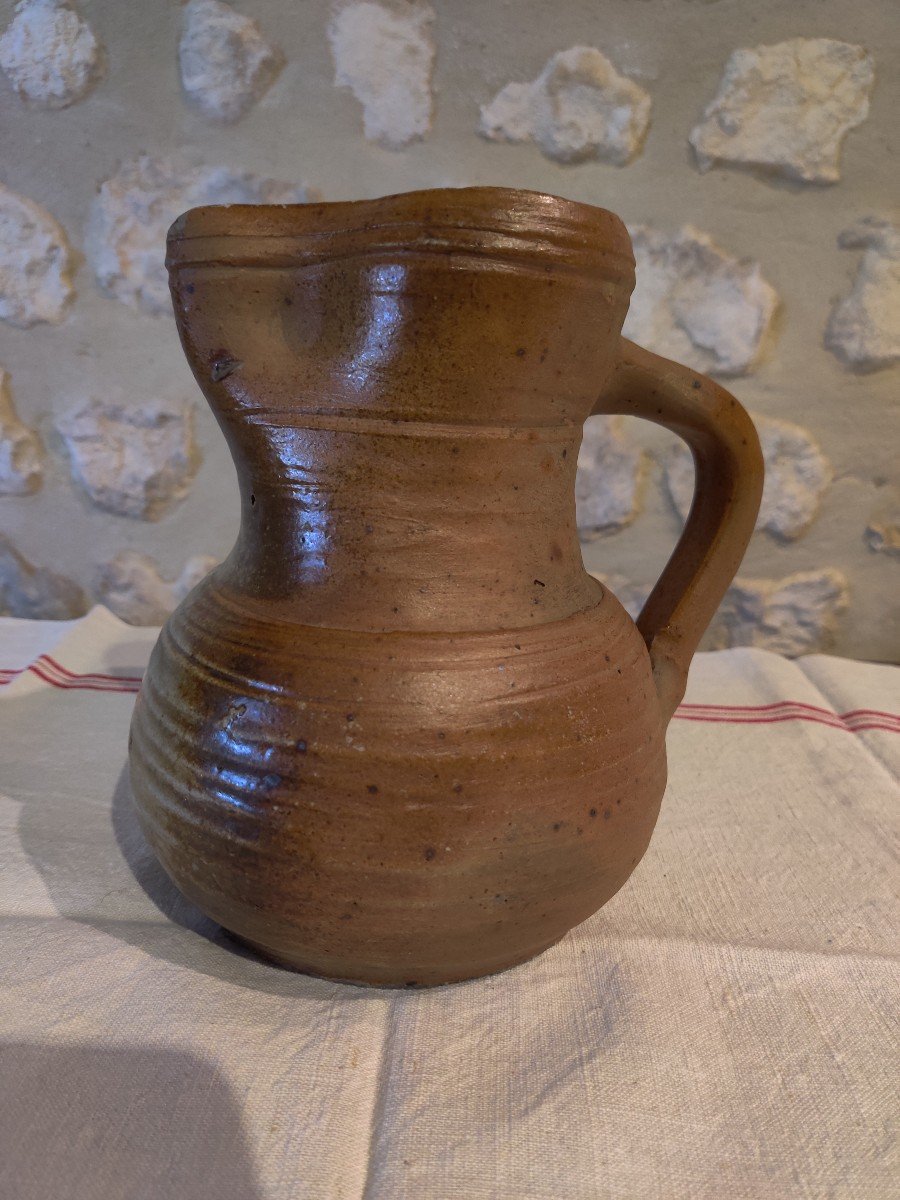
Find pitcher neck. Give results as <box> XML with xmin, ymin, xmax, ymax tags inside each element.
<box><xmin>220</xmin><ymin>417</ymin><xmax>600</xmax><ymax>633</ymax></box>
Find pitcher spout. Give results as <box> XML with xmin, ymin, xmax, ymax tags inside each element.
<box><xmin>166</xmin><ymin>187</ymin><xmax>635</xmax><ymax>430</ymax></box>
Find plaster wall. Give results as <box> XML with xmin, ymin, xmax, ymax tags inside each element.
<box><xmin>0</xmin><ymin>0</ymin><xmax>897</xmax><ymax>660</ymax></box>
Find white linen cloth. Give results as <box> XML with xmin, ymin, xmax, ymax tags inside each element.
<box><xmin>0</xmin><ymin>606</ymin><xmax>897</xmax><ymax>1200</ymax></box>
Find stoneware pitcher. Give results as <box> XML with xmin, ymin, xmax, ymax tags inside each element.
<box><xmin>129</xmin><ymin>188</ymin><xmax>763</xmax><ymax>986</ymax></box>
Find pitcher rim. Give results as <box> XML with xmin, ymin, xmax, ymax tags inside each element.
<box><xmin>165</xmin><ymin>186</ymin><xmax>634</xmax><ymax>281</ymax></box>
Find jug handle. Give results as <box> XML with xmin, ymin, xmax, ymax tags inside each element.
<box><xmin>593</xmin><ymin>337</ymin><xmax>764</xmax><ymax>725</ymax></box>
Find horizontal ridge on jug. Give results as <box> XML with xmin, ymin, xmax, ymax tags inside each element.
<box><xmin>129</xmin><ymin>186</ymin><xmax>763</xmax><ymax>986</ymax></box>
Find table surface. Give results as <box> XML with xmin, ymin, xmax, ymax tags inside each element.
<box><xmin>1</xmin><ymin>606</ymin><xmax>897</xmax><ymax>1200</ymax></box>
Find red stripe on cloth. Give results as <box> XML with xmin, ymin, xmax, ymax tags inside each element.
<box><xmin>673</xmin><ymin>710</ymin><xmax>848</xmax><ymax>731</ymax></box>
<box><xmin>675</xmin><ymin>700</ymin><xmax>900</xmax><ymax>734</ymax></box>
<box><xmin>840</xmin><ymin>707</ymin><xmax>900</xmax><ymax>723</ymax></box>
<box><xmin>679</xmin><ymin>699</ymin><xmax>836</xmax><ymax>717</ymax></box>
<box><xmin>1</xmin><ymin>659</ymin><xmax>897</xmax><ymax>733</ymax></box>
<box><xmin>0</xmin><ymin>655</ymin><xmax>143</xmax><ymax>690</ymax></box>
<box><xmin>39</xmin><ymin>653</ymin><xmax>144</xmax><ymax>685</ymax></box>
<box><xmin>680</xmin><ymin>699</ymin><xmax>900</xmax><ymax>723</ymax></box>
<box><xmin>27</xmin><ymin>663</ymin><xmax>141</xmax><ymax>694</ymax></box>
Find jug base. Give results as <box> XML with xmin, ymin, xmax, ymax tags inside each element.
<box><xmin>231</xmin><ymin>931</ymin><xmax>567</xmax><ymax>989</ymax></box>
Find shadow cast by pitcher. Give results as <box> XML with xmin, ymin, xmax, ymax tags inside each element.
<box><xmin>0</xmin><ymin>1042</ymin><xmax>264</xmax><ymax>1200</ymax></box>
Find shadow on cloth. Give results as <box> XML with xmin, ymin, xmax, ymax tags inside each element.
<box><xmin>0</xmin><ymin>1042</ymin><xmax>264</xmax><ymax>1200</ymax></box>
<box><xmin>17</xmin><ymin>744</ymin><xmax>355</xmax><ymax>1000</ymax></box>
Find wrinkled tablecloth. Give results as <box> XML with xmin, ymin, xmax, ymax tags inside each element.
<box><xmin>1</xmin><ymin>606</ymin><xmax>897</xmax><ymax>1200</ymax></box>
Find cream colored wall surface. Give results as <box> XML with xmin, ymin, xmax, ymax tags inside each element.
<box><xmin>0</xmin><ymin>0</ymin><xmax>897</xmax><ymax>660</ymax></box>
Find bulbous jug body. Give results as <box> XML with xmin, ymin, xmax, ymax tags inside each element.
<box><xmin>129</xmin><ymin>188</ymin><xmax>762</xmax><ymax>985</ymax></box>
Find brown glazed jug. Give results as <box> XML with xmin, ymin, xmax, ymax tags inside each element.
<box><xmin>129</xmin><ymin>188</ymin><xmax>763</xmax><ymax>987</ymax></box>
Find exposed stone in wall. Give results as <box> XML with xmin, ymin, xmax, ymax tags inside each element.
<box><xmin>56</xmin><ymin>396</ymin><xmax>199</xmax><ymax>520</ymax></box>
<box><xmin>576</xmin><ymin>416</ymin><xmax>644</xmax><ymax>539</ymax></box>
<box><xmin>665</xmin><ymin>413</ymin><xmax>832</xmax><ymax>541</ymax></box>
<box><xmin>88</xmin><ymin>156</ymin><xmax>314</xmax><ymax>315</ymax></box>
<box><xmin>480</xmin><ymin>45</ymin><xmax>651</xmax><ymax>166</ymax></box>
<box><xmin>179</xmin><ymin>0</ymin><xmax>283</xmax><ymax>123</ymax></box>
<box><xmin>0</xmin><ymin>183</ymin><xmax>74</xmax><ymax>328</ymax></box>
<box><xmin>825</xmin><ymin>218</ymin><xmax>900</xmax><ymax>372</ymax></box>
<box><xmin>866</xmin><ymin>496</ymin><xmax>900</xmax><ymax>559</ymax></box>
<box><xmin>0</xmin><ymin>534</ymin><xmax>86</xmax><ymax>619</ymax></box>
<box><xmin>0</xmin><ymin>0</ymin><xmax>104</xmax><ymax>109</ymax></box>
<box><xmin>0</xmin><ymin>369</ymin><xmax>43</xmax><ymax>495</ymax></box>
<box><xmin>589</xmin><ymin>572</ymin><xmax>650</xmax><ymax>623</ymax></box>
<box><xmin>590</xmin><ymin>568</ymin><xmax>848</xmax><ymax>655</ymax></box>
<box><xmin>690</xmin><ymin>39</ymin><xmax>874</xmax><ymax>184</ymax></box>
<box><xmin>96</xmin><ymin>551</ymin><xmax>217</xmax><ymax>625</ymax></box>
<box><xmin>328</xmin><ymin>1</ymin><xmax>435</xmax><ymax>149</ymax></box>
<box><xmin>624</xmin><ymin>225</ymin><xmax>778</xmax><ymax>376</ymax></box>
<box><xmin>706</xmin><ymin>569</ymin><xmax>849</xmax><ymax>656</ymax></box>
